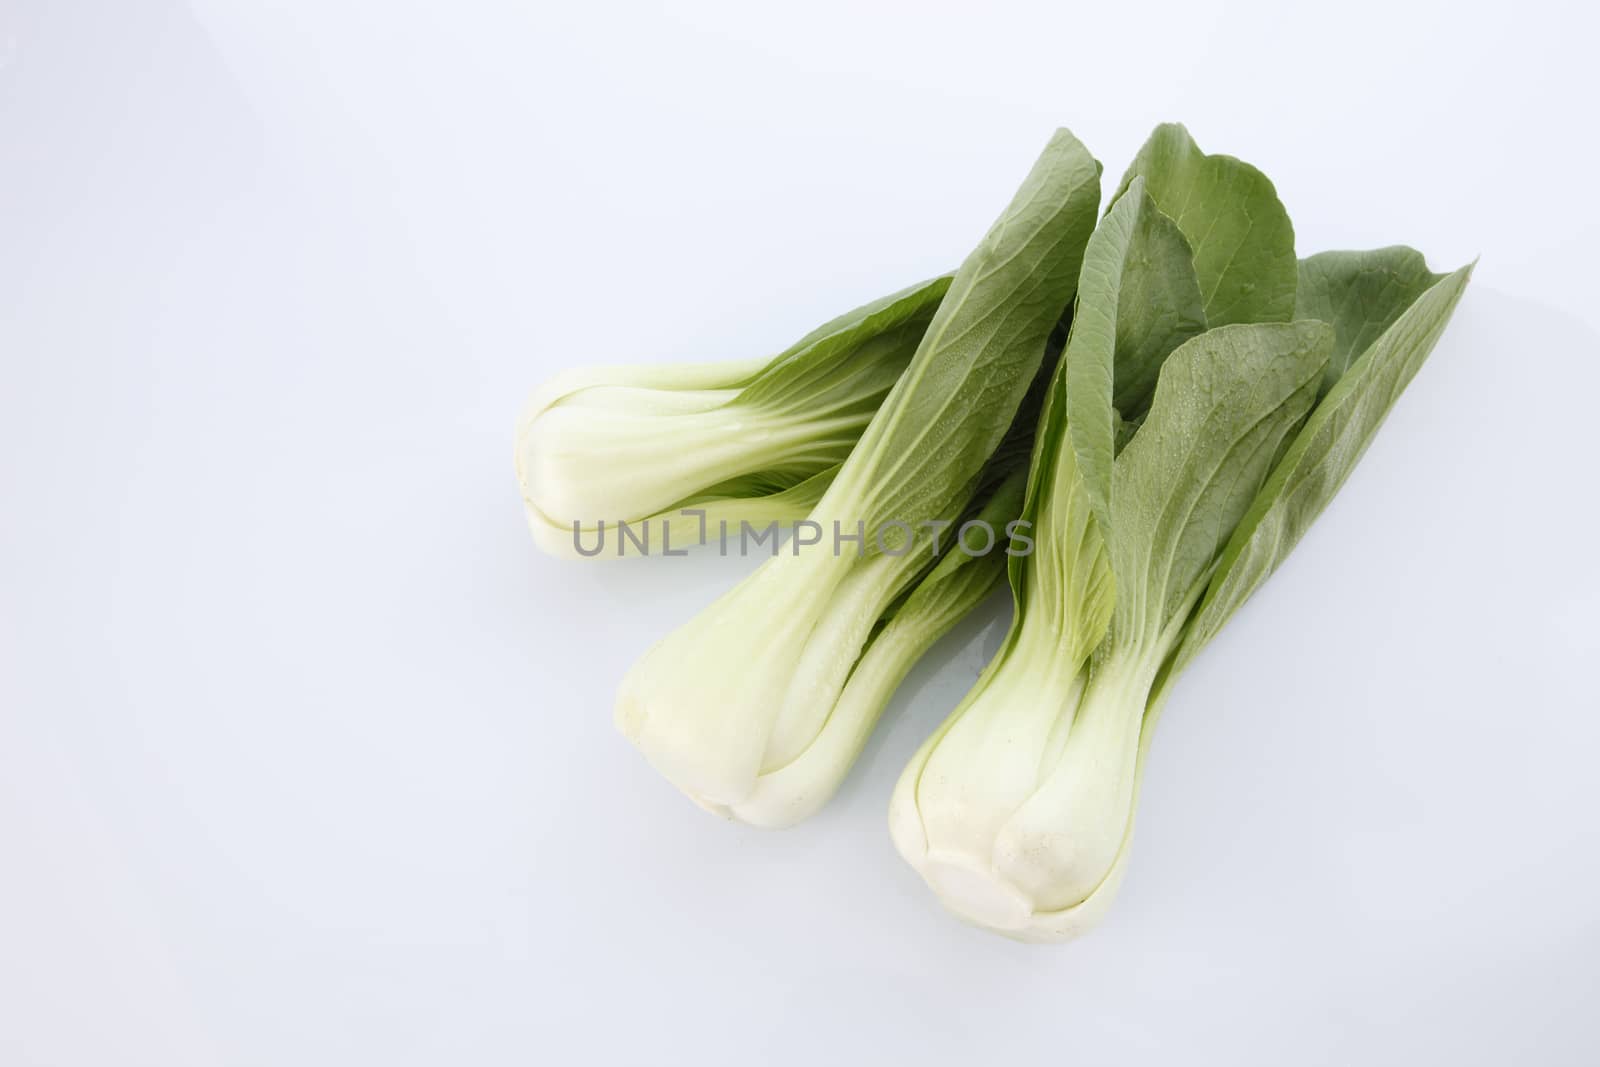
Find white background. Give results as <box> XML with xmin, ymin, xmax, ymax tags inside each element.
<box><xmin>3</xmin><ymin>2</ymin><xmax>1598</xmax><ymax>1064</ymax></box>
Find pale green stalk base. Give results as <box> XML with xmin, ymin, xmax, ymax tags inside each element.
<box><xmin>889</xmin><ymin>631</ymin><xmax>1167</xmax><ymax>942</ymax></box>
<box><xmin>619</xmin><ymin>460</ymin><xmax>1028</xmax><ymax>828</ymax></box>
<box><xmin>516</xmin><ymin>360</ymin><xmax>859</xmax><ymax>559</ymax></box>
<box><xmin>617</xmin><ymin>545</ymin><xmax>927</xmax><ymax>822</ymax></box>
<box><xmin>516</xmin><ymin>275</ymin><xmax>949</xmax><ymax>559</ymax></box>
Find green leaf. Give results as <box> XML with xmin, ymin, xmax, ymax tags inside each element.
<box><xmin>832</xmin><ymin>129</ymin><xmax>1103</xmax><ymax>534</ymax></box>
<box><xmin>998</xmin><ymin>180</ymin><xmax>1205</xmax><ymax>666</ymax></box>
<box><xmin>738</xmin><ymin>274</ymin><xmax>952</xmax><ymax>415</ymax></box>
<box><xmin>1060</xmin><ymin>179</ymin><xmax>1208</xmax><ymax>534</ymax></box>
<box><xmin>1176</xmin><ymin>262</ymin><xmax>1473</xmax><ymax>665</ymax></box>
<box><xmin>1113</xmin><ymin>123</ymin><xmax>1297</xmax><ymax>328</ymax></box>
<box><xmin>1012</xmin><ymin>402</ymin><xmax>1115</xmax><ymax>667</ymax></box>
<box><xmin>888</xmin><ymin>467</ymin><xmax>1027</xmax><ymax>627</ymax></box>
<box><xmin>1108</xmin><ymin>321</ymin><xmax>1331</xmax><ymax>645</ymax></box>
<box><xmin>681</xmin><ymin>461</ymin><xmax>839</xmax><ymax>515</ymax></box>
<box><xmin>1294</xmin><ymin>247</ymin><xmax>1444</xmax><ymax>396</ymax></box>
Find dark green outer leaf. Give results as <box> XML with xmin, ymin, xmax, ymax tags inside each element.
<box><xmin>1000</xmin><ymin>182</ymin><xmax>1205</xmax><ymax>660</ymax></box>
<box><xmin>1060</xmin><ymin>179</ymin><xmax>1208</xmax><ymax>535</ymax></box>
<box><xmin>1113</xmin><ymin>123</ymin><xmax>1297</xmax><ymax>328</ymax></box>
<box><xmin>1174</xmin><ymin>262</ymin><xmax>1474</xmax><ymax>668</ymax></box>
<box><xmin>737</xmin><ymin>274</ymin><xmax>952</xmax><ymax>415</ymax></box>
<box><xmin>840</xmin><ymin>129</ymin><xmax>1102</xmax><ymax>533</ymax></box>
<box><xmin>1108</xmin><ymin>321</ymin><xmax>1332</xmax><ymax>644</ymax></box>
<box><xmin>1295</xmin><ymin>247</ymin><xmax>1444</xmax><ymax>396</ymax></box>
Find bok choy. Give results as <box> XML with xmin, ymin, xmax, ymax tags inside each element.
<box><xmin>615</xmin><ymin>129</ymin><xmax>1102</xmax><ymax>826</ymax></box>
<box><xmin>516</xmin><ymin>277</ymin><xmax>948</xmax><ymax>557</ymax></box>
<box><xmin>514</xmin><ymin>120</ymin><xmax>1474</xmax><ymax>943</ymax></box>
<box><xmin>888</xmin><ymin>126</ymin><xmax>1472</xmax><ymax>940</ymax></box>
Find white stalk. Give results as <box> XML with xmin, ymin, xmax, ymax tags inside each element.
<box><xmin>893</xmin><ymin>570</ymin><xmax>1200</xmax><ymax>938</ymax></box>
<box><xmin>889</xmin><ymin>611</ymin><xmax>1090</xmax><ymax>932</ymax></box>
<box><xmin>516</xmin><ymin>360</ymin><xmax>871</xmax><ymax>558</ymax></box>
<box><xmin>616</xmin><ymin>541</ymin><xmax>926</xmax><ymax>815</ymax></box>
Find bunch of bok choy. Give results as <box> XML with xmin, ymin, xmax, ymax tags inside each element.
<box><xmin>516</xmin><ymin>123</ymin><xmax>1470</xmax><ymax>940</ymax></box>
